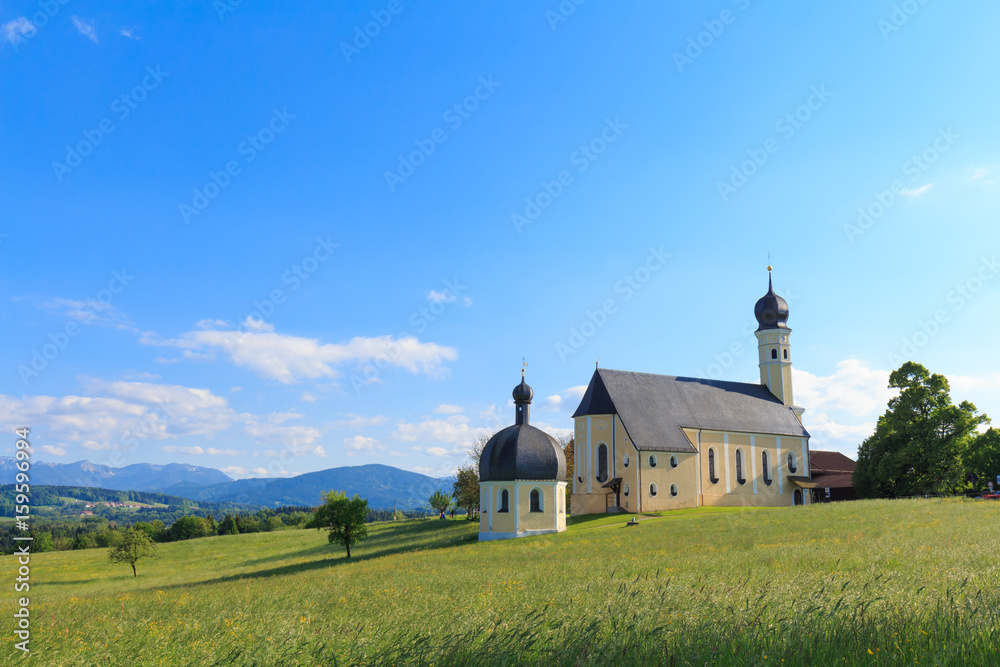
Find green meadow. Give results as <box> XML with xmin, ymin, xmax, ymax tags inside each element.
<box><xmin>3</xmin><ymin>498</ymin><xmax>1000</xmax><ymax>666</ymax></box>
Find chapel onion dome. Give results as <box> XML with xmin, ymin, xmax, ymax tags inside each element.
<box><xmin>512</xmin><ymin>377</ymin><xmax>533</xmax><ymax>403</ymax></box>
<box><xmin>479</xmin><ymin>375</ymin><xmax>567</xmax><ymax>482</ymax></box>
<box><xmin>754</xmin><ymin>268</ymin><xmax>789</xmax><ymax>332</ymax></box>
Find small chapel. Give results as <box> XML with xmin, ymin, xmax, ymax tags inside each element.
<box><xmin>569</xmin><ymin>270</ymin><xmax>815</xmax><ymax>514</ymax></box>
<box><xmin>477</xmin><ymin>372</ymin><xmax>568</xmax><ymax>541</ymax></box>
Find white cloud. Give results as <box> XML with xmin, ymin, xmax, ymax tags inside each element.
<box><xmin>40</xmin><ymin>445</ymin><xmax>66</xmax><ymax>457</ymax></box>
<box><xmin>142</xmin><ymin>317</ymin><xmax>458</xmax><ymax>384</ymax></box>
<box><xmin>71</xmin><ymin>16</ymin><xmax>98</xmax><ymax>43</ymax></box>
<box><xmin>0</xmin><ymin>380</ymin><xmax>327</xmax><ymax>461</ymax></box>
<box><xmin>3</xmin><ymin>17</ymin><xmax>34</xmax><ymax>44</ymax></box>
<box><xmin>794</xmin><ymin>360</ymin><xmax>894</xmax><ymax>418</ymax></box>
<box><xmin>119</xmin><ymin>27</ymin><xmax>139</xmax><ymax>39</ymax></box>
<box><xmin>300</xmin><ymin>392</ymin><xmax>318</xmax><ymax>403</ymax></box>
<box><xmin>331</xmin><ymin>413</ymin><xmax>387</xmax><ymax>429</ymax></box>
<box><xmin>434</xmin><ymin>404</ymin><xmax>464</xmax><ymax>415</ymax></box>
<box><xmin>392</xmin><ymin>415</ymin><xmax>487</xmax><ymax>448</ymax></box>
<box><xmin>344</xmin><ymin>435</ymin><xmax>380</xmax><ymax>451</ymax></box>
<box><xmin>41</xmin><ymin>298</ymin><xmax>136</xmax><ymax>331</ymax></box>
<box><xmin>900</xmin><ymin>183</ymin><xmax>933</xmax><ymax>198</ymax></box>
<box><xmin>428</xmin><ymin>289</ymin><xmax>472</xmax><ymax>307</ymax></box>
<box><xmin>969</xmin><ymin>167</ymin><xmax>992</xmax><ymax>183</ymax></box>
<box><xmin>541</xmin><ymin>385</ymin><xmax>588</xmax><ymax>411</ymax></box>
<box><xmin>162</xmin><ymin>445</ymin><xmax>205</xmax><ymax>455</ymax></box>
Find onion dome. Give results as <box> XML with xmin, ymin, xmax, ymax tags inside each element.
<box><xmin>479</xmin><ymin>425</ymin><xmax>567</xmax><ymax>482</ymax></box>
<box><xmin>478</xmin><ymin>372</ymin><xmax>567</xmax><ymax>482</ymax></box>
<box><xmin>512</xmin><ymin>375</ymin><xmax>533</xmax><ymax>404</ymax></box>
<box><xmin>754</xmin><ymin>268</ymin><xmax>789</xmax><ymax>332</ymax></box>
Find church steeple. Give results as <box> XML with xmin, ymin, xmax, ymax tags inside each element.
<box><xmin>512</xmin><ymin>369</ymin><xmax>533</xmax><ymax>425</ymax></box>
<box><xmin>753</xmin><ymin>267</ymin><xmax>803</xmax><ymax>420</ymax></box>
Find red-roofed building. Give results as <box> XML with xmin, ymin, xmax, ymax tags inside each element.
<box><xmin>809</xmin><ymin>450</ymin><xmax>857</xmax><ymax>502</ymax></box>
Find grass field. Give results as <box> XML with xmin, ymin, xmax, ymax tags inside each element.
<box><xmin>3</xmin><ymin>498</ymin><xmax>1000</xmax><ymax>666</ymax></box>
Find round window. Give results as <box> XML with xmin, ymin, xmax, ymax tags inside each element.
<box><xmin>623</xmin><ymin>453</ymin><xmax>630</xmax><ymax>468</ymax></box>
<box><xmin>649</xmin><ymin>454</ymin><xmax>657</xmax><ymax>468</ymax></box>
<box><xmin>649</xmin><ymin>483</ymin><xmax>658</xmax><ymax>497</ymax></box>
<box><xmin>670</xmin><ymin>483</ymin><xmax>678</xmax><ymax>497</ymax></box>
<box><xmin>623</xmin><ymin>483</ymin><xmax>630</xmax><ymax>497</ymax></box>
<box><xmin>669</xmin><ymin>455</ymin><xmax>678</xmax><ymax>468</ymax></box>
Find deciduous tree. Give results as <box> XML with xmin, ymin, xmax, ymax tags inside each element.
<box><xmin>428</xmin><ymin>491</ymin><xmax>453</xmax><ymax>514</ymax></box>
<box><xmin>452</xmin><ymin>466</ymin><xmax>479</xmax><ymax>519</ymax></box>
<box><xmin>109</xmin><ymin>528</ymin><xmax>158</xmax><ymax>577</ymax></box>
<box><xmin>854</xmin><ymin>362</ymin><xmax>987</xmax><ymax>498</ymax></box>
<box><xmin>307</xmin><ymin>491</ymin><xmax>369</xmax><ymax>558</ymax></box>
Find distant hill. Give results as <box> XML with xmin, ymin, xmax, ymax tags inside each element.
<box><xmin>160</xmin><ymin>464</ymin><xmax>454</xmax><ymax>510</ymax></box>
<box><xmin>2</xmin><ymin>457</ymin><xmax>453</xmax><ymax>510</ymax></box>
<box><xmin>0</xmin><ymin>457</ymin><xmax>232</xmax><ymax>490</ymax></box>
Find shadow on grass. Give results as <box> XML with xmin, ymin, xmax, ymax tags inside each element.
<box><xmin>241</xmin><ymin>519</ymin><xmax>477</xmax><ymax>568</ymax></box>
<box><xmin>160</xmin><ymin>521</ymin><xmax>479</xmax><ymax>590</ymax></box>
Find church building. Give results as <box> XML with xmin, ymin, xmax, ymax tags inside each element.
<box><xmin>570</xmin><ymin>271</ymin><xmax>814</xmax><ymax>514</ymax></box>
<box><xmin>478</xmin><ymin>372</ymin><xmax>569</xmax><ymax>540</ymax></box>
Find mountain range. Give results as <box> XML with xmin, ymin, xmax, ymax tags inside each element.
<box><xmin>0</xmin><ymin>458</ymin><xmax>453</xmax><ymax>510</ymax></box>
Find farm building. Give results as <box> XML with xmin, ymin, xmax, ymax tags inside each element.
<box><xmin>570</xmin><ymin>270</ymin><xmax>815</xmax><ymax>514</ymax></box>
<box><xmin>807</xmin><ymin>450</ymin><xmax>857</xmax><ymax>502</ymax></box>
<box><xmin>478</xmin><ymin>372</ymin><xmax>568</xmax><ymax>541</ymax></box>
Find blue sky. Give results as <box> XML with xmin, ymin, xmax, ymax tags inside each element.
<box><xmin>3</xmin><ymin>1</ymin><xmax>998</xmax><ymax>479</ymax></box>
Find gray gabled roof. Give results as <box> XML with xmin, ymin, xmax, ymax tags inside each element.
<box><xmin>572</xmin><ymin>368</ymin><xmax>810</xmax><ymax>452</ymax></box>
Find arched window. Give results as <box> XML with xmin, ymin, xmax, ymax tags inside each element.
<box><xmin>623</xmin><ymin>483</ymin><xmax>630</xmax><ymax>497</ymax></box>
<box><xmin>623</xmin><ymin>453</ymin><xmax>630</xmax><ymax>468</ymax></box>
<box><xmin>783</xmin><ymin>349</ymin><xmax>788</xmax><ymax>360</ymax></box>
<box><xmin>793</xmin><ymin>489</ymin><xmax>803</xmax><ymax>506</ymax></box>
<box><xmin>762</xmin><ymin>450</ymin><xmax>772</xmax><ymax>486</ymax></box>
<box><xmin>529</xmin><ymin>488</ymin><xmax>542</xmax><ymax>512</ymax></box>
<box><xmin>597</xmin><ymin>444</ymin><xmax>608</xmax><ymax>483</ymax></box>
<box><xmin>771</xmin><ymin>349</ymin><xmax>778</xmax><ymax>359</ymax></box>
<box><xmin>736</xmin><ymin>449</ymin><xmax>746</xmax><ymax>485</ymax></box>
<box><xmin>648</xmin><ymin>454</ymin><xmax>657</xmax><ymax>468</ymax></box>
<box><xmin>670</xmin><ymin>483</ymin><xmax>678</xmax><ymax>497</ymax></box>
<box><xmin>787</xmin><ymin>451</ymin><xmax>798</xmax><ymax>474</ymax></box>
<box><xmin>708</xmin><ymin>448</ymin><xmax>718</xmax><ymax>484</ymax></box>
<box><xmin>669</xmin><ymin>455</ymin><xmax>678</xmax><ymax>468</ymax></box>
<box><xmin>499</xmin><ymin>488</ymin><xmax>509</xmax><ymax>513</ymax></box>
<box><xmin>649</xmin><ymin>483</ymin><xmax>658</xmax><ymax>497</ymax></box>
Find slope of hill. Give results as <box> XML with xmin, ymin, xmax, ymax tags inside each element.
<box><xmin>0</xmin><ymin>457</ymin><xmax>231</xmax><ymax>490</ymax></box>
<box><xmin>5</xmin><ymin>499</ymin><xmax>999</xmax><ymax>665</ymax></box>
<box><xmin>159</xmin><ymin>463</ymin><xmax>453</xmax><ymax>509</ymax></box>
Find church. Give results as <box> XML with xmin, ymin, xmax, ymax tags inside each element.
<box><xmin>570</xmin><ymin>270</ymin><xmax>813</xmax><ymax>514</ymax></box>
<box><xmin>477</xmin><ymin>270</ymin><xmax>813</xmax><ymax>540</ymax></box>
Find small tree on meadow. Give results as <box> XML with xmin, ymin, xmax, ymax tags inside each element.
<box><xmin>428</xmin><ymin>491</ymin><xmax>452</xmax><ymax>515</ymax></box>
<box><xmin>307</xmin><ymin>491</ymin><xmax>369</xmax><ymax>558</ymax></box>
<box><xmin>109</xmin><ymin>528</ymin><xmax>159</xmax><ymax>578</ymax></box>
<box><xmin>453</xmin><ymin>465</ymin><xmax>480</xmax><ymax>519</ymax></box>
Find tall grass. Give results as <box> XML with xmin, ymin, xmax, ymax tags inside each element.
<box><xmin>3</xmin><ymin>498</ymin><xmax>999</xmax><ymax>665</ymax></box>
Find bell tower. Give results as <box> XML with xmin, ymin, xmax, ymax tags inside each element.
<box><xmin>754</xmin><ymin>267</ymin><xmax>804</xmax><ymax>421</ymax></box>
